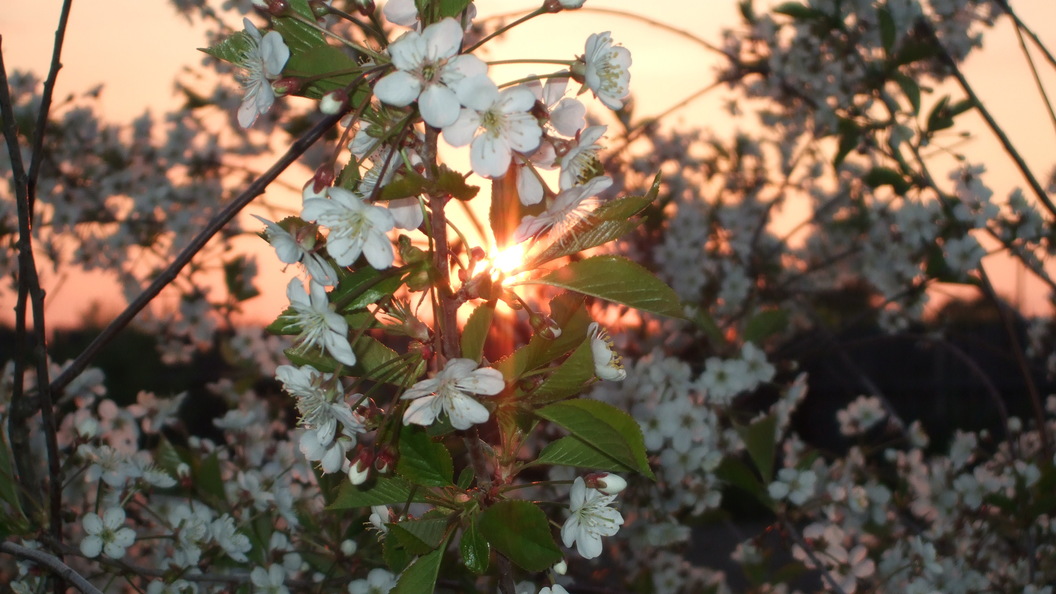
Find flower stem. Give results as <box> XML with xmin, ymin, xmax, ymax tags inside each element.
<box><xmin>464</xmin><ymin>7</ymin><xmax>548</xmax><ymax>54</ymax></box>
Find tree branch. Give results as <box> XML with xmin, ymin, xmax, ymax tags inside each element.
<box><xmin>0</xmin><ymin>542</ymin><xmax>102</xmax><ymax>594</ymax></box>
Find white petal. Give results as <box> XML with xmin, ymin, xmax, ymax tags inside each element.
<box><xmin>442</xmin><ymin>109</ymin><xmax>480</xmax><ymax>147</ymax></box>
<box><xmin>455</xmin><ymin>75</ymin><xmax>499</xmax><ymax>112</ymax></box>
<box><xmin>422</xmin><ymin>18</ymin><xmax>462</xmax><ymax>60</ymax></box>
<box><xmin>419</xmin><ymin>84</ymin><xmax>461</xmax><ymax>128</ymax></box>
<box><xmin>388</xmin><ymin>197</ymin><xmax>424</xmax><ymax>230</ymax></box>
<box><xmin>444</xmin><ymin>393</ymin><xmax>490</xmax><ymax>430</ymax></box>
<box><xmin>388</xmin><ymin>32</ymin><xmax>426</xmax><ymax>71</ymax></box>
<box><xmin>102</xmin><ymin>508</ymin><xmax>127</xmax><ymax>530</ymax></box>
<box><xmin>82</xmin><ymin>513</ymin><xmax>103</xmax><ymax>535</ymax></box>
<box><xmin>517</xmin><ymin>166</ymin><xmax>544</xmax><ymax>206</ymax></box>
<box><xmin>260</xmin><ymin>31</ymin><xmax>290</xmax><ymax>77</ymax></box>
<box><xmin>575</xmin><ymin>530</ymin><xmax>603</xmax><ymax>559</ymax></box>
<box><xmin>560</xmin><ymin>516</ymin><xmax>580</xmax><ymax>548</ymax></box>
<box><xmin>374</xmin><ymin>71</ymin><xmax>422</xmax><ymax>108</ymax></box>
<box><xmin>499</xmin><ymin>86</ymin><xmax>537</xmax><ymax>114</ymax></box>
<box><xmin>505</xmin><ymin>113</ymin><xmax>542</xmax><ymax>153</ymax></box>
<box><xmin>403</xmin><ymin>395</ymin><xmax>441</xmax><ymax>426</ymax></box>
<box><xmin>325</xmin><ymin>332</ymin><xmax>357</xmax><ymax>366</ymax></box>
<box><xmin>80</xmin><ymin>535</ymin><xmax>103</xmax><ymax>558</ymax></box>
<box><xmin>361</xmin><ymin>231</ymin><xmax>395</xmax><ymax>269</ymax></box>
<box><xmin>550</xmin><ymin>98</ymin><xmax>586</xmax><ymax>137</ymax></box>
<box><xmin>471</xmin><ymin>135</ymin><xmax>512</xmax><ymax>178</ymax></box>
<box><xmin>456</xmin><ymin>367</ymin><xmax>506</xmax><ymax>395</ymax></box>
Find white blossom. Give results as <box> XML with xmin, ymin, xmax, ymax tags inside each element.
<box><xmin>401</xmin><ymin>358</ymin><xmax>505</xmax><ymax>430</ymax></box>
<box><xmin>80</xmin><ymin>507</ymin><xmax>136</xmax><ymax>559</ymax></box>
<box><xmin>302</xmin><ymin>187</ymin><xmax>396</xmax><ymax>269</ymax></box>
<box><xmin>587</xmin><ymin>321</ymin><xmax>626</xmax><ymax>381</ymax></box>
<box><xmin>374</xmin><ymin>18</ymin><xmax>487</xmax><ymax>128</ymax></box>
<box><xmin>280</xmin><ymin>278</ymin><xmax>357</xmax><ymax>367</ymax></box>
<box><xmin>578</xmin><ymin>32</ymin><xmax>631</xmax><ymax>110</ymax></box>
<box><xmin>254</xmin><ymin>215</ymin><xmax>338</xmax><ymax>286</ymax></box>
<box><xmin>237</xmin><ymin>19</ymin><xmax>290</xmax><ymax>128</ymax></box>
<box><xmin>561</xmin><ymin>476</ymin><xmax>624</xmax><ymax>558</ymax></box>
<box><xmin>514</xmin><ymin>175</ymin><xmax>612</xmax><ymax>242</ymax></box>
<box><xmin>444</xmin><ymin>75</ymin><xmax>542</xmax><ymax>178</ymax></box>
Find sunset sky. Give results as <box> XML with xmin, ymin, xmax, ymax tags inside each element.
<box><xmin>4</xmin><ymin>1</ymin><xmax>1056</xmax><ymax>327</ymax></box>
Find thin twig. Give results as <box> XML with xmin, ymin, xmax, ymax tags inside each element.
<box><xmin>994</xmin><ymin>0</ymin><xmax>1056</xmax><ymax>72</ymax></box>
<box><xmin>48</xmin><ymin>109</ymin><xmax>348</xmax><ymax>396</ymax></box>
<box><xmin>0</xmin><ymin>542</ymin><xmax>102</xmax><ymax>594</ymax></box>
<box><xmin>0</xmin><ymin>37</ymin><xmax>64</xmax><ymax>559</ymax></box>
<box><xmin>1010</xmin><ymin>14</ymin><xmax>1056</xmax><ymax>137</ymax></box>
<box><xmin>780</xmin><ymin>517</ymin><xmax>850</xmax><ymax>594</ymax></box>
<box><xmin>925</xmin><ymin>23</ymin><xmax>1056</xmax><ymax>219</ymax></box>
<box><xmin>25</xmin><ymin>0</ymin><xmax>73</xmax><ymax>214</ymax></box>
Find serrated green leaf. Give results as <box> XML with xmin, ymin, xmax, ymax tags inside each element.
<box><xmin>526</xmin><ymin>219</ymin><xmax>640</xmax><ymax>269</ymax></box>
<box><xmin>272</xmin><ymin>0</ymin><xmax>362</xmax><ymax>99</ymax></box>
<box><xmin>436</xmin><ymin>166</ymin><xmax>479</xmax><ymax>201</ymax></box>
<box><xmin>199</xmin><ymin>31</ymin><xmax>252</xmax><ymax>65</ymax></box>
<box><xmin>331</xmin><ymin>267</ymin><xmax>404</xmax><ymax>313</ymax></box>
<box><xmin>352</xmin><ymin>335</ymin><xmax>426</xmax><ymax>387</ymax></box>
<box><xmin>521</xmin><ymin>255</ymin><xmax>684</xmax><ymax>319</ymax></box>
<box><xmin>536</xmin><ymin>399</ymin><xmax>654</xmax><ymax>479</ymax></box>
<box><xmin>329</xmin><ymin>476</ymin><xmax>427</xmax><ymax>509</ymax></box>
<box><xmin>743</xmin><ymin>308</ymin><xmax>789</xmax><ymax>343</ymax></box>
<box><xmin>478</xmin><ymin>501</ymin><xmax>562</xmax><ymax>572</ymax></box>
<box><xmin>527</xmin><ymin>338</ymin><xmax>594</xmax><ymax>404</ymax></box>
<box><xmin>390</xmin><ymin>517</ymin><xmax>450</xmax><ymax>555</ymax></box>
<box><xmin>460</xmin><ymin>521</ymin><xmax>490</xmax><ymax>574</ymax></box>
<box><xmin>735</xmin><ymin>414</ymin><xmax>778</xmax><ymax>482</ymax></box>
<box><xmin>397</xmin><ymin>425</ymin><xmax>454</xmax><ymax>487</ymax></box>
<box><xmin>461</xmin><ymin>303</ymin><xmax>494</xmax><ymax>363</ymax></box>
<box><xmin>392</xmin><ymin>545</ymin><xmax>445</xmax><ymax>594</ymax></box>
<box><xmin>380</xmin><ymin>171</ymin><xmax>430</xmax><ymax>201</ymax></box>
<box><xmin>534</xmin><ymin>435</ymin><xmax>637</xmax><ymax>473</ymax></box>
<box><xmin>383</xmin><ymin>535</ymin><xmax>412</xmax><ymax>574</ymax></box>
<box><xmin>495</xmin><ymin>294</ymin><xmax>590</xmax><ymax>379</ymax></box>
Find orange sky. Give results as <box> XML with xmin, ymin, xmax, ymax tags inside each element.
<box><xmin>3</xmin><ymin>1</ymin><xmax>1056</xmax><ymax>328</ymax></box>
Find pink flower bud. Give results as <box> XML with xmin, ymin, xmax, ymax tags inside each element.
<box><xmin>348</xmin><ymin>450</ymin><xmax>373</xmax><ymax>485</ymax></box>
<box><xmin>320</xmin><ymin>89</ymin><xmax>348</xmax><ymax>115</ymax></box>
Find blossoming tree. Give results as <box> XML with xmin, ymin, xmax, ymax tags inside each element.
<box><xmin>3</xmin><ymin>0</ymin><xmax>1056</xmax><ymax>593</ymax></box>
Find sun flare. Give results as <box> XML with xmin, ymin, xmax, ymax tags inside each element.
<box><xmin>489</xmin><ymin>243</ymin><xmax>527</xmax><ymax>277</ymax></box>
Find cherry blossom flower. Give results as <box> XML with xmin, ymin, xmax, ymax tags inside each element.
<box><xmin>514</xmin><ymin>175</ymin><xmax>612</xmax><ymax>243</ymax></box>
<box><xmin>768</xmin><ymin>467</ymin><xmax>817</xmax><ymax>505</ymax></box>
<box><xmin>444</xmin><ymin>75</ymin><xmax>542</xmax><ymax>178</ymax></box>
<box><xmin>348</xmin><ymin>567</ymin><xmax>397</xmax><ymax>594</ymax></box>
<box><xmin>237</xmin><ymin>19</ymin><xmax>290</xmax><ymax>128</ymax></box>
<box><xmin>374</xmin><ymin>18</ymin><xmax>487</xmax><ymax>128</ymax></box>
<box><xmin>302</xmin><ymin>187</ymin><xmax>396</xmax><ymax>269</ymax></box>
<box><xmin>250</xmin><ymin>565</ymin><xmax>289</xmax><ymax>594</ymax></box>
<box><xmin>280</xmin><ymin>278</ymin><xmax>357</xmax><ymax>367</ymax></box>
<box><xmin>401</xmin><ymin>358</ymin><xmax>505</xmax><ymax>430</ymax></box>
<box><xmin>80</xmin><ymin>507</ymin><xmax>136</xmax><ymax>559</ymax></box>
<box><xmin>587</xmin><ymin>321</ymin><xmax>626</xmax><ymax>381</ymax></box>
<box><xmin>576</xmin><ymin>32</ymin><xmax>631</xmax><ymax>110</ymax></box>
<box><xmin>382</xmin><ymin>0</ymin><xmax>419</xmax><ymax>28</ymax></box>
<box><xmin>554</xmin><ymin>125</ymin><xmax>605</xmax><ymax>190</ymax></box>
<box><xmin>211</xmin><ymin>514</ymin><xmax>252</xmax><ymax>562</ymax></box>
<box><xmin>561</xmin><ymin>476</ymin><xmax>624</xmax><ymax>559</ymax></box>
<box><xmin>254</xmin><ymin>215</ymin><xmax>338</xmax><ymax>286</ymax></box>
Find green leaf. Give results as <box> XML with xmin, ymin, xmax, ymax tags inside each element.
<box><xmin>893</xmin><ymin>72</ymin><xmax>921</xmax><ymax>115</ymax></box>
<box><xmin>383</xmin><ymin>535</ymin><xmax>412</xmax><ymax>574</ymax></box>
<box><xmin>535</xmin><ymin>435</ymin><xmax>637</xmax><ymax>473</ymax></box>
<box><xmin>478</xmin><ymin>501</ymin><xmax>562</xmax><ymax>572</ymax></box>
<box><xmin>862</xmin><ymin>166</ymin><xmax>910</xmax><ymax>195</ymax></box>
<box><xmin>926</xmin><ymin>95</ymin><xmax>953</xmax><ymax>133</ymax></box>
<box><xmin>397</xmin><ymin>425</ymin><xmax>454</xmax><ymax>487</ymax></box>
<box><xmin>329</xmin><ymin>476</ymin><xmax>427</xmax><ymax>509</ymax></box>
<box><xmin>380</xmin><ymin>171</ymin><xmax>430</xmax><ymax>201</ymax></box>
<box><xmin>438</xmin><ymin>0</ymin><xmax>472</xmax><ymax>17</ymax></box>
<box><xmin>773</xmin><ymin>2</ymin><xmax>822</xmax><ymax>20</ymax></box>
<box><xmin>527</xmin><ymin>338</ymin><xmax>595</xmax><ymax>404</ymax></box>
<box><xmin>461</xmin><ymin>303</ymin><xmax>494</xmax><ymax>363</ymax></box>
<box><xmin>714</xmin><ymin>455</ymin><xmax>768</xmax><ymax>504</ymax></box>
<box><xmin>390</xmin><ymin>516</ymin><xmax>450</xmax><ymax>555</ymax></box>
<box><xmin>877</xmin><ymin>6</ymin><xmax>896</xmax><ymax>53</ymax></box>
<box><xmin>331</xmin><ymin>267</ymin><xmax>404</xmax><ymax>313</ymax></box>
<box><xmin>199</xmin><ymin>31</ymin><xmax>252</xmax><ymax>65</ymax></box>
<box><xmin>460</xmin><ymin>521</ymin><xmax>490</xmax><ymax>574</ymax></box>
<box><xmin>743</xmin><ymin>308</ymin><xmax>789</xmax><ymax>343</ymax></box>
<box><xmin>522</xmin><ymin>255</ymin><xmax>684</xmax><ymax>319</ymax></box>
<box><xmin>196</xmin><ymin>452</ymin><xmax>226</xmax><ymax>504</ymax></box>
<box><xmin>352</xmin><ymin>335</ymin><xmax>426</xmax><ymax>387</ymax></box>
<box><xmin>392</xmin><ymin>545</ymin><xmax>445</xmax><ymax>594</ymax></box>
<box><xmin>436</xmin><ymin>165</ymin><xmax>479</xmax><ymax>201</ymax></box>
<box><xmin>271</xmin><ymin>0</ymin><xmax>363</xmax><ymax>99</ymax></box>
<box><xmin>735</xmin><ymin>414</ymin><xmax>778</xmax><ymax>482</ymax></box>
<box><xmin>834</xmin><ymin>118</ymin><xmax>860</xmax><ymax>168</ymax></box>
<box><xmin>495</xmin><ymin>294</ymin><xmax>590</xmax><ymax>379</ymax></box>
<box><xmin>536</xmin><ymin>399</ymin><xmax>654</xmax><ymax>479</ymax></box>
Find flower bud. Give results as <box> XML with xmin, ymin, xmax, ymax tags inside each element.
<box><xmin>586</xmin><ymin>472</ymin><xmax>627</xmax><ymax>495</ymax></box>
<box><xmin>348</xmin><ymin>450</ymin><xmax>373</xmax><ymax>485</ymax></box>
<box><xmin>271</xmin><ymin>77</ymin><xmax>304</xmax><ymax>96</ymax></box>
<box><xmin>552</xmin><ymin>559</ymin><xmax>568</xmax><ymax>575</ymax></box>
<box><xmin>544</xmin><ymin>0</ymin><xmax>585</xmax><ymax>12</ymax></box>
<box><xmin>320</xmin><ymin>89</ymin><xmax>348</xmax><ymax>115</ymax></box>
<box><xmin>375</xmin><ymin>447</ymin><xmax>396</xmax><ymax>474</ymax></box>
<box><xmin>263</xmin><ymin>0</ymin><xmax>290</xmax><ymax>16</ymax></box>
<box><xmin>530</xmin><ymin>313</ymin><xmax>562</xmax><ymax>340</ymax></box>
<box><xmin>340</xmin><ymin>539</ymin><xmax>358</xmax><ymax>556</ymax></box>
